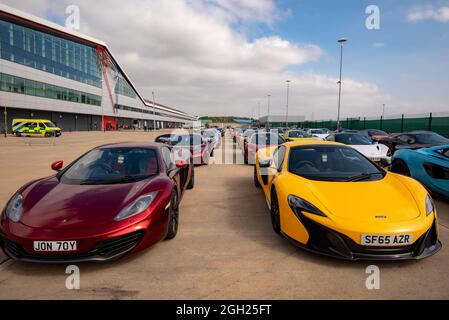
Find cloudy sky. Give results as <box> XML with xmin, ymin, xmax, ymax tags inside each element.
<box><xmin>3</xmin><ymin>0</ymin><xmax>449</xmax><ymax>120</ymax></box>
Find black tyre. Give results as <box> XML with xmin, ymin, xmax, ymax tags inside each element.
<box><xmin>270</xmin><ymin>188</ymin><xmax>281</xmax><ymax>235</ymax></box>
<box><xmin>254</xmin><ymin>165</ymin><xmax>261</xmax><ymax>188</ymax></box>
<box><xmin>210</xmin><ymin>148</ymin><xmax>214</xmax><ymax>157</ymax></box>
<box><xmin>244</xmin><ymin>149</ymin><xmax>248</xmax><ymax>165</ymax></box>
<box><xmin>391</xmin><ymin>159</ymin><xmax>411</xmax><ymax>176</ymax></box>
<box><xmin>187</xmin><ymin>166</ymin><xmax>195</xmax><ymax>189</ymax></box>
<box><xmin>45</xmin><ymin>132</ymin><xmax>52</xmax><ymax>137</ymax></box>
<box><xmin>14</xmin><ymin>132</ymin><xmax>20</xmax><ymax>137</ymax></box>
<box><xmin>165</xmin><ymin>190</ymin><xmax>179</xmax><ymax>240</ymax></box>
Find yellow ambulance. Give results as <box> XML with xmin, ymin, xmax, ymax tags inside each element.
<box><xmin>12</xmin><ymin>119</ymin><xmax>62</xmax><ymax>137</ymax></box>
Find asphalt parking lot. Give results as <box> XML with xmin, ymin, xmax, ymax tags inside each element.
<box><xmin>1</xmin><ymin>131</ymin><xmax>449</xmax><ymax>299</ymax></box>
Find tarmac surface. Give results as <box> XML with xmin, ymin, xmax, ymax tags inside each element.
<box><xmin>0</xmin><ymin>131</ymin><xmax>448</xmax><ymax>299</ymax></box>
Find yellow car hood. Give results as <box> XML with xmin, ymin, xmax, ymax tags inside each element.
<box><xmin>296</xmin><ymin>173</ymin><xmax>421</xmax><ymax>223</ymax></box>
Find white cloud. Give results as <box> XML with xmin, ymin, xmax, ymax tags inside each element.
<box><xmin>407</xmin><ymin>6</ymin><xmax>449</xmax><ymax>23</ymax></box>
<box><xmin>1</xmin><ymin>0</ymin><xmax>389</xmax><ymax>119</ymax></box>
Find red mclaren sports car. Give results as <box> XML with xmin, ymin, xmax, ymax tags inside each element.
<box><xmin>0</xmin><ymin>142</ymin><xmax>194</xmax><ymax>263</ymax></box>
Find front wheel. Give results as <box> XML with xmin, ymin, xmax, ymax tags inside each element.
<box><xmin>254</xmin><ymin>165</ymin><xmax>261</xmax><ymax>188</ymax></box>
<box><xmin>165</xmin><ymin>190</ymin><xmax>179</xmax><ymax>240</ymax></box>
<box><xmin>187</xmin><ymin>166</ymin><xmax>195</xmax><ymax>189</ymax></box>
<box><xmin>270</xmin><ymin>188</ymin><xmax>281</xmax><ymax>235</ymax></box>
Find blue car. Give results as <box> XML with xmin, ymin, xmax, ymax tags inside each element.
<box><xmin>391</xmin><ymin>145</ymin><xmax>449</xmax><ymax>199</ymax></box>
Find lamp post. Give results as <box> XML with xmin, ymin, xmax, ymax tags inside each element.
<box><xmin>3</xmin><ymin>106</ymin><xmax>7</xmax><ymax>138</ymax></box>
<box><xmin>152</xmin><ymin>91</ymin><xmax>156</xmax><ymax>131</ymax></box>
<box><xmin>267</xmin><ymin>94</ymin><xmax>271</xmax><ymax>128</ymax></box>
<box><xmin>336</xmin><ymin>37</ymin><xmax>347</xmax><ymax>132</ymax></box>
<box><xmin>382</xmin><ymin>103</ymin><xmax>385</xmax><ymax>118</ymax></box>
<box><xmin>285</xmin><ymin>80</ymin><xmax>291</xmax><ymax>128</ymax></box>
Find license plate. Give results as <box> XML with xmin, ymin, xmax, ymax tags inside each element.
<box><xmin>361</xmin><ymin>234</ymin><xmax>413</xmax><ymax>246</ymax></box>
<box><xmin>33</xmin><ymin>241</ymin><xmax>77</xmax><ymax>252</ymax></box>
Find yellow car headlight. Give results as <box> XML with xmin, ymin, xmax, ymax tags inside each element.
<box><xmin>288</xmin><ymin>195</ymin><xmax>327</xmax><ymax>217</ymax></box>
<box><xmin>425</xmin><ymin>194</ymin><xmax>434</xmax><ymax>216</ymax></box>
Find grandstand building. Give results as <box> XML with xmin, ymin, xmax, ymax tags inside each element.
<box><xmin>0</xmin><ymin>4</ymin><xmax>196</xmax><ymax>133</ymax></box>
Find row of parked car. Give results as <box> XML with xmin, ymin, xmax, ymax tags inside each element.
<box><xmin>1</xmin><ymin>125</ymin><xmax>445</xmax><ymax>263</ymax></box>
<box><xmin>233</xmin><ymin>127</ymin><xmax>449</xmax><ymax>200</ymax></box>
<box><xmin>154</xmin><ymin>128</ymin><xmax>222</xmax><ymax>165</ymax></box>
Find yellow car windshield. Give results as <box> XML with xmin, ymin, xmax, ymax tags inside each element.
<box><xmin>288</xmin><ymin>145</ymin><xmax>384</xmax><ymax>182</ymax></box>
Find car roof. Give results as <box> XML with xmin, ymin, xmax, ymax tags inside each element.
<box><xmin>283</xmin><ymin>140</ymin><xmax>345</xmax><ymax>148</ymax></box>
<box><xmin>334</xmin><ymin>132</ymin><xmax>363</xmax><ymax>135</ymax></box>
<box><xmin>97</xmin><ymin>142</ymin><xmax>162</xmax><ymax>149</ymax></box>
<box><xmin>406</xmin><ymin>131</ymin><xmax>433</xmax><ymax>134</ymax></box>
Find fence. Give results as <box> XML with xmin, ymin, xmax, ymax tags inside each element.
<box><xmin>299</xmin><ymin>113</ymin><xmax>449</xmax><ymax>137</ymax></box>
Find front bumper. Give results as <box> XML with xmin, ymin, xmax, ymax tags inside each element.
<box><xmin>285</xmin><ymin>212</ymin><xmax>441</xmax><ymax>261</ymax></box>
<box><xmin>0</xmin><ymin>231</ymin><xmax>145</xmax><ymax>263</ymax></box>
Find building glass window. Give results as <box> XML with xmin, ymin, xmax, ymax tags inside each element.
<box><xmin>0</xmin><ymin>73</ymin><xmax>101</xmax><ymax>106</ymax></box>
<box><xmin>114</xmin><ymin>77</ymin><xmax>137</xmax><ymax>98</ymax></box>
<box><xmin>0</xmin><ymin>19</ymin><xmax>102</xmax><ymax>87</ymax></box>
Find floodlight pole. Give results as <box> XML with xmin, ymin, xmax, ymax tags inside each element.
<box><xmin>267</xmin><ymin>94</ymin><xmax>271</xmax><ymax>128</ymax></box>
<box><xmin>152</xmin><ymin>91</ymin><xmax>156</xmax><ymax>131</ymax></box>
<box><xmin>285</xmin><ymin>80</ymin><xmax>291</xmax><ymax>127</ymax></box>
<box><xmin>336</xmin><ymin>37</ymin><xmax>347</xmax><ymax>132</ymax></box>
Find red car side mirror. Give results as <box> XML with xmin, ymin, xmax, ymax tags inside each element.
<box><xmin>175</xmin><ymin>160</ymin><xmax>187</xmax><ymax>168</ymax></box>
<box><xmin>51</xmin><ymin>160</ymin><xmax>63</xmax><ymax>171</ymax></box>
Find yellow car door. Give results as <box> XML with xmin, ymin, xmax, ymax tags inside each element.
<box><xmin>260</xmin><ymin>145</ymin><xmax>287</xmax><ymax>204</ymax></box>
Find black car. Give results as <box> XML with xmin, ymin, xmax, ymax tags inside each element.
<box><xmin>378</xmin><ymin>131</ymin><xmax>449</xmax><ymax>154</ymax></box>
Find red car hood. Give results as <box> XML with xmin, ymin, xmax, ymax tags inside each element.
<box><xmin>20</xmin><ymin>176</ymin><xmax>156</xmax><ymax>229</ymax></box>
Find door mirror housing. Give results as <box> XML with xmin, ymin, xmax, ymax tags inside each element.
<box><xmin>175</xmin><ymin>160</ymin><xmax>188</xmax><ymax>169</ymax></box>
<box><xmin>259</xmin><ymin>159</ymin><xmax>272</xmax><ymax>168</ymax></box>
<box><xmin>51</xmin><ymin>160</ymin><xmax>63</xmax><ymax>171</ymax></box>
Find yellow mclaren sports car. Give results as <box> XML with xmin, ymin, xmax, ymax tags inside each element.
<box><xmin>254</xmin><ymin>140</ymin><xmax>441</xmax><ymax>260</ymax></box>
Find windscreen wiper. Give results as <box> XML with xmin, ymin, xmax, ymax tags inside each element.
<box><xmin>346</xmin><ymin>172</ymin><xmax>383</xmax><ymax>182</ymax></box>
<box><xmin>80</xmin><ymin>174</ymin><xmax>154</xmax><ymax>185</ymax></box>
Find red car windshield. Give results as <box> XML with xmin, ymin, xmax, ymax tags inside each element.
<box><xmin>60</xmin><ymin>147</ymin><xmax>159</xmax><ymax>185</ymax></box>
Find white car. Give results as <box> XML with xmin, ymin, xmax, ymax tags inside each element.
<box><xmin>307</xmin><ymin>128</ymin><xmax>330</xmax><ymax>140</ymax></box>
<box><xmin>326</xmin><ymin>132</ymin><xmax>391</xmax><ymax>166</ymax></box>
<box><xmin>202</xmin><ymin>129</ymin><xmax>221</xmax><ymax>150</ymax></box>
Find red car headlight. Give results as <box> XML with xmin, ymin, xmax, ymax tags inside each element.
<box><xmin>6</xmin><ymin>193</ymin><xmax>24</xmax><ymax>222</ymax></box>
<box><xmin>114</xmin><ymin>192</ymin><xmax>158</xmax><ymax>221</ymax></box>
